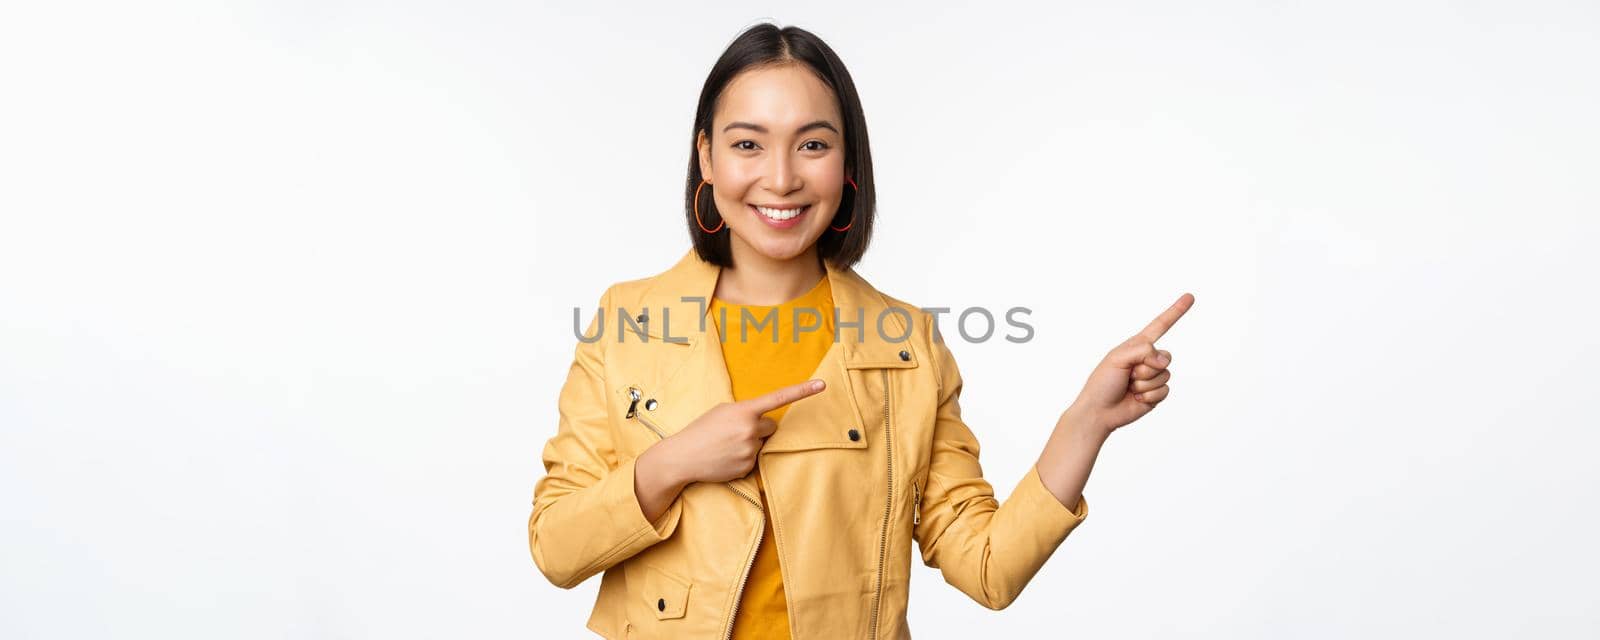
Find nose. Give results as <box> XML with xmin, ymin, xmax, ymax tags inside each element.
<box><xmin>766</xmin><ymin>148</ymin><xmax>799</xmax><ymax>194</ymax></box>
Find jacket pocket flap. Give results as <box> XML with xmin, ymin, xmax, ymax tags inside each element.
<box><xmin>641</xmin><ymin>565</ymin><xmax>691</xmax><ymax>620</ymax></box>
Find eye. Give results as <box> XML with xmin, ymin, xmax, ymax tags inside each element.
<box><xmin>733</xmin><ymin>140</ymin><xmax>759</xmax><ymax>151</ymax></box>
<box><xmin>802</xmin><ymin>140</ymin><xmax>830</xmax><ymax>151</ymax></box>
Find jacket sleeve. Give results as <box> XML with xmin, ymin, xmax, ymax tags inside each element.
<box><xmin>911</xmin><ymin>319</ymin><xmax>1089</xmax><ymax>610</ymax></box>
<box><xmin>528</xmin><ymin>285</ymin><xmax>685</xmax><ymax>589</ymax></box>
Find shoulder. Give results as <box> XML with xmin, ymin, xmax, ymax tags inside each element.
<box><xmin>861</xmin><ymin>278</ymin><xmax>959</xmax><ymax>386</ymax></box>
<box><xmin>857</xmin><ymin>276</ymin><xmax>947</xmax><ymax>355</ymax></box>
<box><xmin>569</xmin><ymin>261</ymin><xmax>679</xmax><ymax>358</ymax></box>
<box><xmin>880</xmin><ymin>291</ymin><xmax>934</xmax><ymax>332</ymax></box>
<box><xmin>599</xmin><ymin>275</ymin><xmax>654</xmax><ymax>311</ymax></box>
<box><xmin>584</xmin><ymin>260</ymin><xmax>677</xmax><ymax>312</ymax></box>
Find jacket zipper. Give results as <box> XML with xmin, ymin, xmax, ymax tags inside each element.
<box><xmin>868</xmin><ymin>368</ymin><xmax>893</xmax><ymax>640</ymax></box>
<box><xmin>722</xmin><ymin>482</ymin><xmax>763</xmax><ymax>640</ymax></box>
<box><xmin>627</xmin><ymin>386</ymin><xmax>763</xmax><ymax>639</ymax></box>
<box><xmin>635</xmin><ymin>413</ymin><xmax>666</xmax><ymax>439</ymax></box>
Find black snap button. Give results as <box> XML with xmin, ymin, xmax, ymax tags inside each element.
<box><xmin>657</xmin><ymin>598</ymin><xmax>665</xmax><ymax>611</ymax></box>
<box><xmin>898</xmin><ymin>350</ymin><xmax>910</xmax><ymax>361</ymax></box>
<box><xmin>645</xmin><ymin>399</ymin><xmax>657</xmax><ymax>411</ymax></box>
<box><xmin>848</xmin><ymin>428</ymin><xmax>860</xmax><ymax>441</ymax></box>
<box><xmin>636</xmin><ymin>313</ymin><xmax>648</xmax><ymax>324</ymax></box>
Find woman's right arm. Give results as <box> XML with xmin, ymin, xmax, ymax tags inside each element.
<box><xmin>634</xmin><ymin>439</ymin><xmax>691</xmax><ymax>522</ymax></box>
<box><xmin>529</xmin><ymin>283</ymin><xmax>829</xmax><ymax>588</ymax></box>
<box><xmin>528</xmin><ymin>285</ymin><xmax>687</xmax><ymax>590</ymax></box>
<box><xmin>633</xmin><ymin>379</ymin><xmax>829</xmax><ymax>520</ymax></box>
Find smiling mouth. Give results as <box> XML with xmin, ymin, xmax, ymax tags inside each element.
<box><xmin>750</xmin><ymin>204</ymin><xmax>810</xmax><ymax>221</ymax></box>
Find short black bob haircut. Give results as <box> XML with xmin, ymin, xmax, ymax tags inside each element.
<box><xmin>684</xmin><ymin>23</ymin><xmax>876</xmax><ymax>271</ymax></box>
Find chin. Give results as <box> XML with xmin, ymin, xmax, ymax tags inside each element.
<box><xmin>750</xmin><ymin>243</ymin><xmax>809</xmax><ymax>262</ymax></box>
<box><xmin>747</xmin><ymin>234</ymin><xmax>823</xmax><ymax>262</ymax></box>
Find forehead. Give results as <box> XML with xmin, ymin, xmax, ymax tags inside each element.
<box><xmin>714</xmin><ymin>64</ymin><xmax>841</xmax><ymax>132</ymax></box>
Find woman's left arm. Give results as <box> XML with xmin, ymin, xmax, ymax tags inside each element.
<box><xmin>911</xmin><ymin>293</ymin><xmax>1193</xmax><ymax>610</ymax></box>
<box><xmin>1035</xmin><ymin>293</ymin><xmax>1194</xmax><ymax>510</ymax></box>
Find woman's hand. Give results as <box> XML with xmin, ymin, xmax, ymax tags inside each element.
<box><xmin>649</xmin><ymin>379</ymin><xmax>827</xmax><ymax>485</ymax></box>
<box><xmin>1068</xmin><ymin>293</ymin><xmax>1194</xmax><ymax>437</ymax></box>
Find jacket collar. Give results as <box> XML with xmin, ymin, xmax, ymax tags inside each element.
<box><xmin>635</xmin><ymin>248</ymin><xmax>920</xmax><ymax>370</ymax></box>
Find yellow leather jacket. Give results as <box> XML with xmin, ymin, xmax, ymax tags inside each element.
<box><xmin>529</xmin><ymin>249</ymin><xmax>1089</xmax><ymax>639</ymax></box>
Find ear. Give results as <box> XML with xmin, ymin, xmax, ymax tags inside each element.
<box><xmin>696</xmin><ymin>129</ymin><xmax>713</xmax><ymax>182</ymax></box>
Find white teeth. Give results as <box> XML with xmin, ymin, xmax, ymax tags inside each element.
<box><xmin>754</xmin><ymin>205</ymin><xmax>806</xmax><ymax>221</ymax></box>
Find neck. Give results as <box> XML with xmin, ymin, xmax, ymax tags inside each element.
<box><xmin>716</xmin><ymin>240</ymin><xmax>825</xmax><ymax>306</ymax></box>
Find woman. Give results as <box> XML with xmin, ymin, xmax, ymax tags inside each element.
<box><xmin>529</xmin><ymin>23</ymin><xmax>1194</xmax><ymax>639</ymax></box>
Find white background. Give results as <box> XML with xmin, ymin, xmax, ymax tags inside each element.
<box><xmin>3</xmin><ymin>1</ymin><xmax>1597</xmax><ymax>638</ymax></box>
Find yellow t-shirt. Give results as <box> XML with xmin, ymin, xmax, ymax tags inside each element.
<box><xmin>712</xmin><ymin>273</ymin><xmax>835</xmax><ymax>640</ymax></box>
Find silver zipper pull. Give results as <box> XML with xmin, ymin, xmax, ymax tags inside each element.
<box><xmin>626</xmin><ymin>386</ymin><xmax>641</xmax><ymax>418</ymax></box>
<box><xmin>912</xmin><ymin>480</ymin><xmax>922</xmax><ymax>526</ymax></box>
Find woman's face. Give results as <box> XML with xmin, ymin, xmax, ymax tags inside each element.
<box><xmin>697</xmin><ymin>63</ymin><xmax>847</xmax><ymax>264</ymax></box>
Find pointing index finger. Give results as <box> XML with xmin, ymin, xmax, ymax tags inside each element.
<box><xmin>740</xmin><ymin>379</ymin><xmax>826</xmax><ymax>415</ymax></box>
<box><xmin>1139</xmin><ymin>293</ymin><xmax>1195</xmax><ymax>341</ymax></box>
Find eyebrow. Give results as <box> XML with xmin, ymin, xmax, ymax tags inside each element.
<box><xmin>722</xmin><ymin>120</ymin><xmax>839</xmax><ymax>135</ymax></box>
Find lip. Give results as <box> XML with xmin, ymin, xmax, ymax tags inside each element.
<box><xmin>749</xmin><ymin>204</ymin><xmax>810</xmax><ymax>230</ymax></box>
